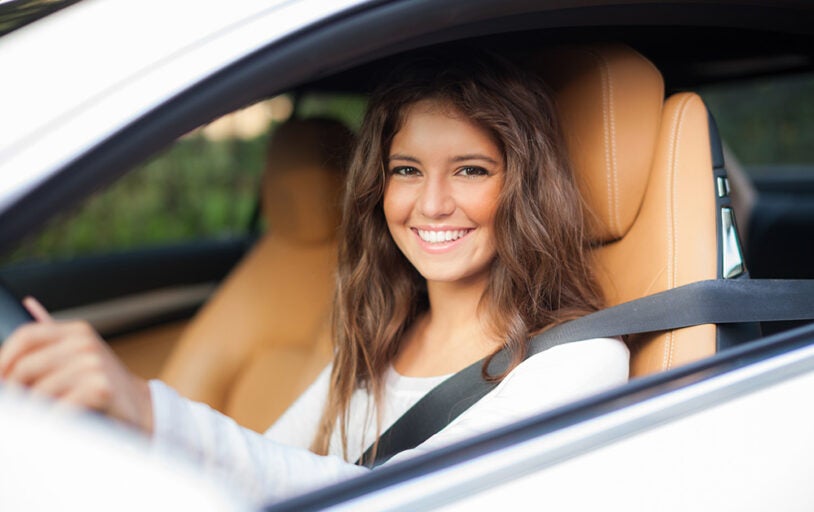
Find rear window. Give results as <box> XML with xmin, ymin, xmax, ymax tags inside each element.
<box><xmin>701</xmin><ymin>72</ymin><xmax>814</xmax><ymax>176</ymax></box>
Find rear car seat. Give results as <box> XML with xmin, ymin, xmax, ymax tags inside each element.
<box><xmin>161</xmin><ymin>118</ymin><xmax>354</xmax><ymax>432</ymax></box>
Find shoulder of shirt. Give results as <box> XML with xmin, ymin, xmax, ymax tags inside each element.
<box><xmin>527</xmin><ymin>336</ymin><xmax>629</xmax><ymax>363</ymax></box>
<box><xmin>496</xmin><ymin>337</ymin><xmax>629</xmax><ymax>389</ymax></box>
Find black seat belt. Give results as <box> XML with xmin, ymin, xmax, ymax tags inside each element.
<box><xmin>358</xmin><ymin>278</ymin><xmax>814</xmax><ymax>467</ymax></box>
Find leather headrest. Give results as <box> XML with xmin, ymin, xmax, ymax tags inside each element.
<box><xmin>534</xmin><ymin>44</ymin><xmax>665</xmax><ymax>242</ymax></box>
<box><xmin>262</xmin><ymin>118</ymin><xmax>355</xmax><ymax>244</ymax></box>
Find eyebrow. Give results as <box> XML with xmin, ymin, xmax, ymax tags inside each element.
<box><xmin>450</xmin><ymin>154</ymin><xmax>500</xmax><ymax>165</ymax></box>
<box><xmin>388</xmin><ymin>153</ymin><xmax>499</xmax><ymax>165</ymax></box>
<box><xmin>388</xmin><ymin>154</ymin><xmax>421</xmax><ymax>163</ymax></box>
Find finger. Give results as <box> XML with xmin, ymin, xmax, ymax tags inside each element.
<box><xmin>5</xmin><ymin>335</ymin><xmax>95</xmax><ymax>386</ymax></box>
<box><xmin>0</xmin><ymin>322</ymin><xmax>66</xmax><ymax>377</ymax></box>
<box><xmin>0</xmin><ymin>320</ymin><xmax>97</xmax><ymax>378</ymax></box>
<box><xmin>60</xmin><ymin>373</ymin><xmax>113</xmax><ymax>413</ymax></box>
<box><xmin>29</xmin><ymin>352</ymin><xmax>103</xmax><ymax>401</ymax></box>
<box><xmin>23</xmin><ymin>296</ymin><xmax>54</xmax><ymax>324</ymax></box>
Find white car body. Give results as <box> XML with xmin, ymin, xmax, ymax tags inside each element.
<box><xmin>0</xmin><ymin>387</ymin><xmax>248</xmax><ymax>510</ymax></box>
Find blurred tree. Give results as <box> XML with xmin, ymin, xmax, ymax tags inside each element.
<box><xmin>702</xmin><ymin>72</ymin><xmax>814</xmax><ymax>172</ymax></box>
<box><xmin>1</xmin><ymin>134</ymin><xmax>266</xmax><ymax>264</ymax></box>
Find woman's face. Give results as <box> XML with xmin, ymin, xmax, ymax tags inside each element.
<box><xmin>383</xmin><ymin>99</ymin><xmax>504</xmax><ymax>286</ymax></box>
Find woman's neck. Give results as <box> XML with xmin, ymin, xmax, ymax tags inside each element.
<box><xmin>393</xmin><ymin>274</ymin><xmax>502</xmax><ymax>377</ymax></box>
<box><xmin>425</xmin><ymin>275</ymin><xmax>487</xmax><ymax>326</ymax></box>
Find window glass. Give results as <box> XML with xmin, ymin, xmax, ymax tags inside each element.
<box><xmin>1</xmin><ymin>97</ymin><xmax>293</xmax><ymax>265</ymax></box>
<box><xmin>1</xmin><ymin>92</ymin><xmax>367</xmax><ymax>266</ymax></box>
<box><xmin>297</xmin><ymin>93</ymin><xmax>367</xmax><ymax>132</ymax></box>
<box><xmin>700</xmin><ymin>73</ymin><xmax>814</xmax><ymax>175</ymax></box>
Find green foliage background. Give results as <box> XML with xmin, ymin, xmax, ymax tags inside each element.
<box><xmin>700</xmin><ymin>73</ymin><xmax>814</xmax><ymax>169</ymax></box>
<box><xmin>2</xmin><ymin>134</ymin><xmax>267</xmax><ymax>264</ymax></box>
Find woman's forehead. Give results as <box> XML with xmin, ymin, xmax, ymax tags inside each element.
<box><xmin>392</xmin><ymin>100</ymin><xmax>504</xmax><ymax>159</ymax></box>
<box><xmin>401</xmin><ymin>98</ymin><xmax>461</xmax><ymax>118</ymax></box>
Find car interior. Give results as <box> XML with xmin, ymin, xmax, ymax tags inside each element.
<box><xmin>1</xmin><ymin>16</ymin><xmax>813</xmax><ymax>434</ymax></box>
<box><xmin>159</xmin><ymin>42</ymin><xmax>728</xmax><ymax>429</ymax></box>
<box><xmin>160</xmin><ymin>118</ymin><xmax>353</xmax><ymax>432</ymax></box>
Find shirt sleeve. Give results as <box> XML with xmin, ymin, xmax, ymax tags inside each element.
<box><xmin>149</xmin><ymin>378</ymin><xmax>367</xmax><ymax>506</ymax></box>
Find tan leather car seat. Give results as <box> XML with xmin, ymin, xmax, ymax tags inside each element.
<box><xmin>536</xmin><ymin>44</ymin><xmax>732</xmax><ymax>377</ymax></box>
<box><xmin>161</xmin><ymin>118</ymin><xmax>354</xmax><ymax>432</ymax></box>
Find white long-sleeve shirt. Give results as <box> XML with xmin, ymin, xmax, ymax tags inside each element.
<box><xmin>150</xmin><ymin>337</ymin><xmax>629</xmax><ymax>505</ymax></box>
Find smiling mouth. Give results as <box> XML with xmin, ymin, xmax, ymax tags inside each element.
<box><xmin>414</xmin><ymin>228</ymin><xmax>473</xmax><ymax>244</ymax></box>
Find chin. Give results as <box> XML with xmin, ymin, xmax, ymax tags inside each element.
<box><xmin>417</xmin><ymin>268</ymin><xmax>489</xmax><ymax>286</ymax></box>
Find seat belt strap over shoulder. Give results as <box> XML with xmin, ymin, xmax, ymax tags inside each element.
<box><xmin>358</xmin><ymin>278</ymin><xmax>814</xmax><ymax>467</ymax></box>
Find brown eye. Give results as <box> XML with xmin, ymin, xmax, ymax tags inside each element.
<box><xmin>391</xmin><ymin>166</ymin><xmax>420</xmax><ymax>176</ymax></box>
<box><xmin>457</xmin><ymin>166</ymin><xmax>489</xmax><ymax>177</ymax></box>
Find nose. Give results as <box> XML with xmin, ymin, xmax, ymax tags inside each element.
<box><xmin>418</xmin><ymin>174</ymin><xmax>455</xmax><ymax>218</ymax></box>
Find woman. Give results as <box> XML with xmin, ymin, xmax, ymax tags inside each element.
<box><xmin>0</xmin><ymin>53</ymin><xmax>628</xmax><ymax>503</ymax></box>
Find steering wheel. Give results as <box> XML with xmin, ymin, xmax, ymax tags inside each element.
<box><xmin>0</xmin><ymin>280</ymin><xmax>34</xmax><ymax>347</ymax></box>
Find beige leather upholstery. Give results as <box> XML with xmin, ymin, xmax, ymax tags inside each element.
<box><xmin>161</xmin><ymin>118</ymin><xmax>354</xmax><ymax>432</ymax></box>
<box><xmin>537</xmin><ymin>45</ymin><xmax>719</xmax><ymax>377</ymax></box>
<box><xmin>112</xmin><ymin>322</ymin><xmax>187</xmax><ymax>380</ymax></box>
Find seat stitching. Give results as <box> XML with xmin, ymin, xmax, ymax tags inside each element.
<box><xmin>663</xmin><ymin>94</ymin><xmax>693</xmax><ymax>371</ymax></box>
<box><xmin>587</xmin><ymin>49</ymin><xmax>615</xmax><ymax>235</ymax></box>
<box><xmin>601</xmin><ymin>53</ymin><xmax>620</xmax><ymax>236</ymax></box>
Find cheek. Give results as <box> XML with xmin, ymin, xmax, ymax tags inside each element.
<box><xmin>383</xmin><ymin>182</ymin><xmax>409</xmax><ymax>227</ymax></box>
<box><xmin>382</xmin><ymin>185</ymin><xmax>413</xmax><ymax>257</ymax></box>
<box><xmin>464</xmin><ymin>182</ymin><xmax>502</xmax><ymax>228</ymax></box>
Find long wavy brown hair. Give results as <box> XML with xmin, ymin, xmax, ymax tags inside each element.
<box><xmin>311</xmin><ymin>51</ymin><xmax>604</xmax><ymax>461</ymax></box>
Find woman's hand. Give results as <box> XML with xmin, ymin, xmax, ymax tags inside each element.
<box><xmin>0</xmin><ymin>297</ymin><xmax>153</xmax><ymax>434</ymax></box>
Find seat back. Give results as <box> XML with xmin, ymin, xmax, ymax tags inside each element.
<box><xmin>161</xmin><ymin>118</ymin><xmax>354</xmax><ymax>431</ymax></box>
<box><xmin>536</xmin><ymin>44</ymin><xmax>740</xmax><ymax>376</ymax></box>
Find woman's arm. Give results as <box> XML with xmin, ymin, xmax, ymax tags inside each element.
<box><xmin>0</xmin><ymin>299</ymin><xmax>368</xmax><ymax>505</ymax></box>
<box><xmin>150</xmin><ymin>380</ymin><xmax>368</xmax><ymax>504</ymax></box>
<box><xmin>149</xmin><ymin>337</ymin><xmax>627</xmax><ymax>500</ymax></box>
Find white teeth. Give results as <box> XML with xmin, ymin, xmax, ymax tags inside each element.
<box><xmin>417</xmin><ymin>229</ymin><xmax>469</xmax><ymax>244</ymax></box>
